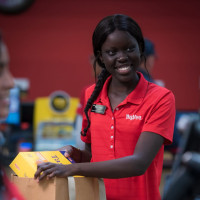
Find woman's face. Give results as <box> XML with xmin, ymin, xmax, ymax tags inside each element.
<box><xmin>0</xmin><ymin>44</ymin><xmax>14</xmax><ymax>119</ymax></box>
<box><xmin>100</xmin><ymin>30</ymin><xmax>141</xmax><ymax>83</ymax></box>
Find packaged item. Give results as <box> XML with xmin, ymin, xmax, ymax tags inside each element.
<box><xmin>9</xmin><ymin>151</ymin><xmax>73</xmax><ymax>178</ymax></box>
<box><xmin>10</xmin><ymin>151</ymin><xmax>106</xmax><ymax>199</ymax></box>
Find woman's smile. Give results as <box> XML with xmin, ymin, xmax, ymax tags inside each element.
<box><xmin>115</xmin><ymin>64</ymin><xmax>132</xmax><ymax>74</ymax></box>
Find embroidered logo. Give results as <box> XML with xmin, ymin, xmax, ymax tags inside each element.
<box><xmin>126</xmin><ymin>114</ymin><xmax>142</xmax><ymax>120</ymax></box>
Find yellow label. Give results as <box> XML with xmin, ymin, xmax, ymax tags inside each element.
<box><xmin>9</xmin><ymin>151</ymin><xmax>72</xmax><ymax>178</ymax></box>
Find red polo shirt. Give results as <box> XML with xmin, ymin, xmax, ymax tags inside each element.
<box><xmin>81</xmin><ymin>72</ymin><xmax>175</xmax><ymax>200</ymax></box>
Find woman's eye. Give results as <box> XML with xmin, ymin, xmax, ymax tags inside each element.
<box><xmin>106</xmin><ymin>50</ymin><xmax>116</xmax><ymax>56</ymax></box>
<box><xmin>126</xmin><ymin>47</ymin><xmax>135</xmax><ymax>52</ymax></box>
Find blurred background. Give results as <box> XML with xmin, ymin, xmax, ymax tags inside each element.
<box><xmin>0</xmin><ymin>0</ymin><xmax>199</xmax><ymax>109</ymax></box>
<box><xmin>0</xmin><ymin>0</ymin><xmax>200</xmax><ymax>199</ymax></box>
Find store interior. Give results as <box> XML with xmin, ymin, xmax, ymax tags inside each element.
<box><xmin>0</xmin><ymin>0</ymin><xmax>200</xmax><ymax>199</ymax></box>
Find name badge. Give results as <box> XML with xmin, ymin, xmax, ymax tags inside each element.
<box><xmin>91</xmin><ymin>104</ymin><xmax>106</xmax><ymax>114</ymax></box>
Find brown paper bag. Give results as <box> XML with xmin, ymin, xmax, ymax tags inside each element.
<box><xmin>11</xmin><ymin>174</ymin><xmax>106</xmax><ymax>200</ymax></box>
<box><xmin>11</xmin><ymin>174</ymin><xmax>69</xmax><ymax>200</ymax></box>
<box><xmin>68</xmin><ymin>177</ymin><xmax>106</xmax><ymax>200</ymax></box>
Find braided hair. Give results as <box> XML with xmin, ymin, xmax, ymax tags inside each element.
<box><xmin>81</xmin><ymin>14</ymin><xmax>145</xmax><ymax>136</ymax></box>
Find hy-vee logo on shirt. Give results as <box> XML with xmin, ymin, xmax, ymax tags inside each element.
<box><xmin>126</xmin><ymin>114</ymin><xmax>142</xmax><ymax>120</ymax></box>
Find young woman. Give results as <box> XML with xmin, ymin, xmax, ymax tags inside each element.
<box><xmin>0</xmin><ymin>33</ymin><xmax>25</xmax><ymax>200</ymax></box>
<box><xmin>35</xmin><ymin>14</ymin><xmax>175</xmax><ymax>200</ymax></box>
<box><xmin>0</xmin><ymin>36</ymin><xmax>14</xmax><ymax>119</ymax></box>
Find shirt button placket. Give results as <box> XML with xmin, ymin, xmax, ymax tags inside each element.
<box><xmin>110</xmin><ymin>115</ymin><xmax>115</xmax><ymax>151</ymax></box>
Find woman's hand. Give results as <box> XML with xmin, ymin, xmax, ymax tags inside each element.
<box><xmin>34</xmin><ymin>162</ymin><xmax>75</xmax><ymax>181</ymax></box>
<box><xmin>57</xmin><ymin>144</ymin><xmax>92</xmax><ymax>163</ymax></box>
<box><xmin>57</xmin><ymin>145</ymin><xmax>82</xmax><ymax>163</ymax></box>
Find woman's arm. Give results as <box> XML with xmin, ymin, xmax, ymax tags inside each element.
<box><xmin>35</xmin><ymin>131</ymin><xmax>164</xmax><ymax>180</ymax></box>
<box><xmin>73</xmin><ymin>131</ymin><xmax>164</xmax><ymax>178</ymax></box>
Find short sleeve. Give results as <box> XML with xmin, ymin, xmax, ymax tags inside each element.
<box><xmin>142</xmin><ymin>91</ymin><xmax>176</xmax><ymax>145</ymax></box>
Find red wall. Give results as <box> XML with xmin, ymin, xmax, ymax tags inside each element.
<box><xmin>0</xmin><ymin>0</ymin><xmax>199</xmax><ymax>110</ymax></box>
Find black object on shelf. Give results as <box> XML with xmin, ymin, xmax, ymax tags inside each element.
<box><xmin>20</xmin><ymin>102</ymin><xmax>34</xmax><ymax>125</ymax></box>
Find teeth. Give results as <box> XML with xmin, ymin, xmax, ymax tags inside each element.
<box><xmin>118</xmin><ymin>66</ymin><xmax>129</xmax><ymax>71</ymax></box>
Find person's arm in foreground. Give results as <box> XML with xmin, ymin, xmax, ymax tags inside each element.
<box><xmin>34</xmin><ymin>131</ymin><xmax>164</xmax><ymax>181</ymax></box>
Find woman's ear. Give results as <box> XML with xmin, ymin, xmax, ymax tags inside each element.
<box><xmin>97</xmin><ymin>50</ymin><xmax>103</xmax><ymax>63</ymax></box>
<box><xmin>96</xmin><ymin>51</ymin><xmax>105</xmax><ymax>68</ymax></box>
<box><xmin>139</xmin><ymin>53</ymin><xmax>145</xmax><ymax>65</ymax></box>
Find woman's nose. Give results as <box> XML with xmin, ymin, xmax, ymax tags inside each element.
<box><xmin>116</xmin><ymin>51</ymin><xmax>128</xmax><ymax>62</ymax></box>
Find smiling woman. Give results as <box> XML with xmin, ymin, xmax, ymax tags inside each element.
<box><xmin>0</xmin><ymin>33</ymin><xmax>25</xmax><ymax>200</ymax></box>
<box><xmin>0</xmin><ymin>34</ymin><xmax>14</xmax><ymax>119</ymax></box>
<box><xmin>34</xmin><ymin>14</ymin><xmax>176</xmax><ymax>200</ymax></box>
